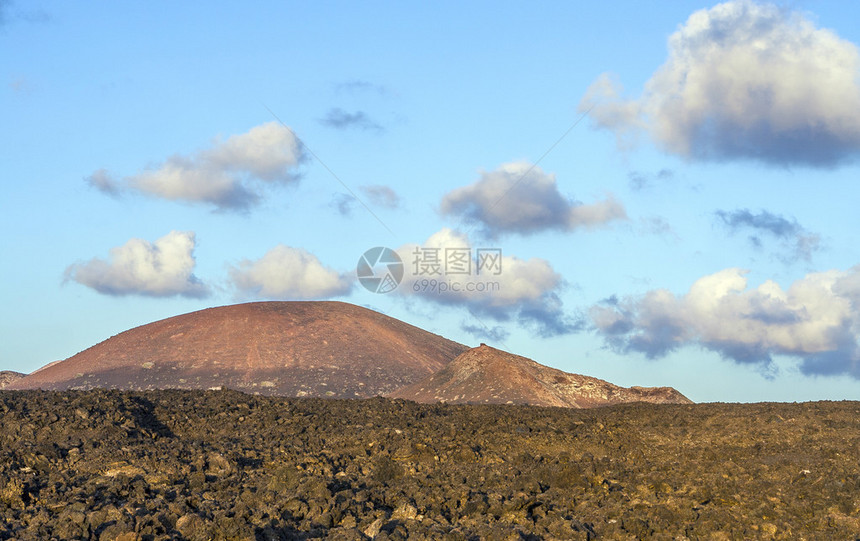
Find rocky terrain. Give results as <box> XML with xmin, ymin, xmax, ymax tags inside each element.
<box><xmin>6</xmin><ymin>302</ymin><xmax>468</xmax><ymax>398</ymax></box>
<box><xmin>0</xmin><ymin>371</ymin><xmax>25</xmax><ymax>390</ymax></box>
<box><xmin>389</xmin><ymin>344</ymin><xmax>691</xmax><ymax>407</ymax></box>
<box><xmin>1</xmin><ymin>389</ymin><xmax>859</xmax><ymax>540</ymax></box>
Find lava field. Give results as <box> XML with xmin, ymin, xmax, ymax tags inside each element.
<box><xmin>1</xmin><ymin>389</ymin><xmax>859</xmax><ymax>540</ymax></box>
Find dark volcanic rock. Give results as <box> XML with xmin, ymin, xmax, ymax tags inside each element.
<box><xmin>7</xmin><ymin>302</ymin><xmax>468</xmax><ymax>397</ymax></box>
<box><xmin>0</xmin><ymin>371</ymin><xmax>25</xmax><ymax>390</ymax></box>
<box><xmin>0</xmin><ymin>389</ymin><xmax>858</xmax><ymax>539</ymax></box>
<box><xmin>389</xmin><ymin>344</ymin><xmax>692</xmax><ymax>407</ymax></box>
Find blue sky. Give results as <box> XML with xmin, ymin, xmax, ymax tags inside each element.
<box><xmin>3</xmin><ymin>1</ymin><xmax>860</xmax><ymax>402</ymax></box>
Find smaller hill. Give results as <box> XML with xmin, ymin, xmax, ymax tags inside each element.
<box><xmin>389</xmin><ymin>344</ymin><xmax>692</xmax><ymax>408</ymax></box>
<box><xmin>0</xmin><ymin>371</ymin><xmax>26</xmax><ymax>390</ymax></box>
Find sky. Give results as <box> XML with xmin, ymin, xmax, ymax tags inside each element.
<box><xmin>3</xmin><ymin>0</ymin><xmax>860</xmax><ymax>403</ymax></box>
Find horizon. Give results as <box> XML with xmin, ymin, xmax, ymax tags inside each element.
<box><xmin>3</xmin><ymin>1</ymin><xmax>860</xmax><ymax>403</ymax></box>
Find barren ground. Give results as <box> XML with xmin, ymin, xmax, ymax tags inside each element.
<box><xmin>1</xmin><ymin>390</ymin><xmax>858</xmax><ymax>540</ymax></box>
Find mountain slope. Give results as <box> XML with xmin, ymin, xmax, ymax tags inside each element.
<box><xmin>0</xmin><ymin>371</ymin><xmax>25</xmax><ymax>390</ymax></box>
<box><xmin>7</xmin><ymin>302</ymin><xmax>468</xmax><ymax>397</ymax></box>
<box><xmin>389</xmin><ymin>344</ymin><xmax>692</xmax><ymax>407</ymax></box>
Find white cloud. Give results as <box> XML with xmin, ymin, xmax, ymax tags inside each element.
<box><xmin>591</xmin><ymin>267</ymin><xmax>860</xmax><ymax>377</ymax></box>
<box><xmin>230</xmin><ymin>245</ymin><xmax>353</xmax><ymax>300</ymax></box>
<box><xmin>201</xmin><ymin>122</ymin><xmax>303</xmax><ymax>181</ymax></box>
<box><xmin>581</xmin><ymin>0</ymin><xmax>860</xmax><ymax>166</ymax></box>
<box><xmin>87</xmin><ymin>122</ymin><xmax>304</xmax><ymax>211</ymax></box>
<box><xmin>440</xmin><ymin>162</ymin><xmax>626</xmax><ymax>237</ymax></box>
<box><xmin>65</xmin><ymin>231</ymin><xmax>208</xmax><ymax>298</ymax></box>
<box><xmin>396</xmin><ymin>228</ymin><xmax>580</xmax><ymax>336</ymax></box>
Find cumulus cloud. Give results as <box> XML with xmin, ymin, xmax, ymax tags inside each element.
<box><xmin>716</xmin><ymin>209</ymin><xmax>821</xmax><ymax>262</ymax></box>
<box><xmin>320</xmin><ymin>108</ymin><xmax>383</xmax><ymax>132</ymax></box>
<box><xmin>229</xmin><ymin>245</ymin><xmax>353</xmax><ymax>300</ymax></box>
<box><xmin>87</xmin><ymin>122</ymin><xmax>303</xmax><ymax>211</ymax></box>
<box><xmin>581</xmin><ymin>0</ymin><xmax>860</xmax><ymax>166</ymax></box>
<box><xmin>396</xmin><ymin>228</ymin><xmax>580</xmax><ymax>336</ymax></box>
<box><xmin>591</xmin><ymin>267</ymin><xmax>860</xmax><ymax>378</ymax></box>
<box><xmin>64</xmin><ymin>231</ymin><xmax>208</xmax><ymax>298</ymax></box>
<box><xmin>440</xmin><ymin>162</ymin><xmax>626</xmax><ymax>237</ymax></box>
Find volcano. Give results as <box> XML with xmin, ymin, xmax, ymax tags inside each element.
<box><xmin>7</xmin><ymin>302</ymin><xmax>468</xmax><ymax>397</ymax></box>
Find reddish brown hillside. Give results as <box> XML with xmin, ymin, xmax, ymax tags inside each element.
<box><xmin>389</xmin><ymin>344</ymin><xmax>692</xmax><ymax>408</ymax></box>
<box><xmin>7</xmin><ymin>302</ymin><xmax>468</xmax><ymax>397</ymax></box>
